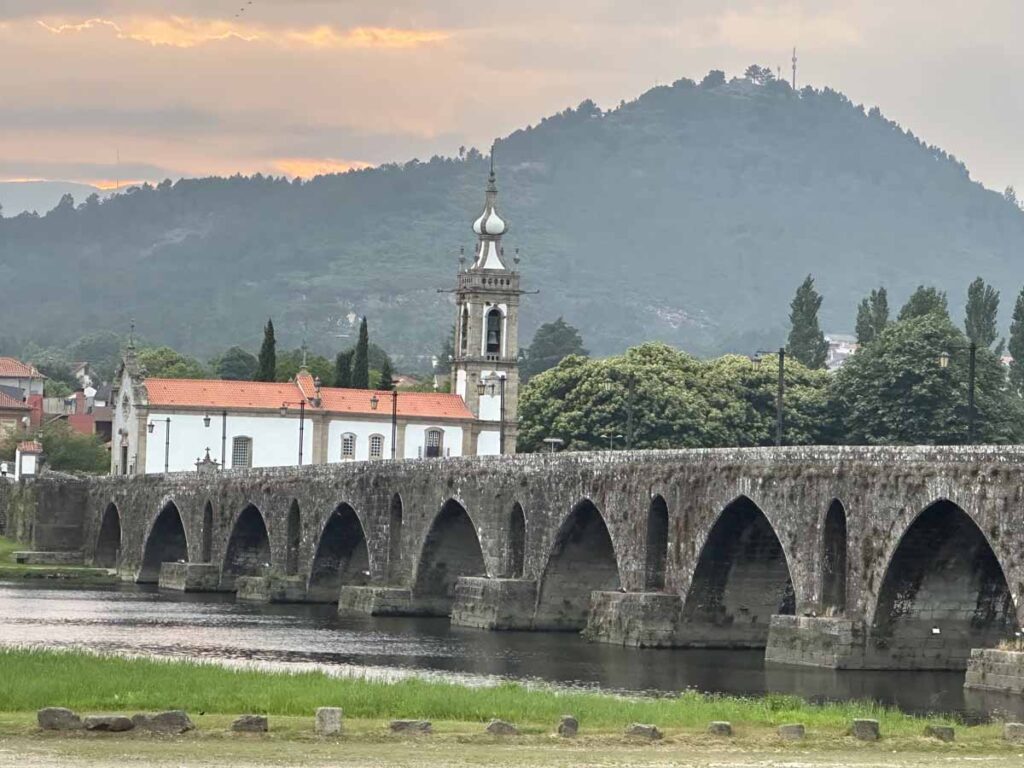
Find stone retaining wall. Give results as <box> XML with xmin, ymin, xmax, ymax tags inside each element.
<box><xmin>964</xmin><ymin>648</ymin><xmax>1024</xmax><ymax>695</ymax></box>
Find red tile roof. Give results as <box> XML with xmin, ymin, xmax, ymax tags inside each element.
<box><xmin>144</xmin><ymin>378</ymin><xmax>475</xmax><ymax>421</ymax></box>
<box><xmin>0</xmin><ymin>357</ymin><xmax>44</xmax><ymax>378</ymax></box>
<box><xmin>17</xmin><ymin>441</ymin><xmax>42</xmax><ymax>453</ymax></box>
<box><xmin>0</xmin><ymin>391</ymin><xmax>30</xmax><ymax>411</ymax></box>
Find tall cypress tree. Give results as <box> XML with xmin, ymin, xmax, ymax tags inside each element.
<box><xmin>898</xmin><ymin>285</ymin><xmax>948</xmax><ymax>321</ymax></box>
<box><xmin>965</xmin><ymin>276</ymin><xmax>1000</xmax><ymax>349</ymax></box>
<box><xmin>787</xmin><ymin>275</ymin><xmax>828</xmax><ymax>369</ymax></box>
<box><xmin>378</xmin><ymin>358</ymin><xmax>395</xmax><ymax>391</ymax></box>
<box><xmin>254</xmin><ymin>318</ymin><xmax>276</xmax><ymax>382</ymax></box>
<box><xmin>333</xmin><ymin>349</ymin><xmax>353</xmax><ymax>388</ymax></box>
<box><xmin>1009</xmin><ymin>288</ymin><xmax>1024</xmax><ymax>395</ymax></box>
<box><xmin>854</xmin><ymin>287</ymin><xmax>889</xmax><ymax>345</ymax></box>
<box><xmin>351</xmin><ymin>317</ymin><xmax>370</xmax><ymax>389</ymax></box>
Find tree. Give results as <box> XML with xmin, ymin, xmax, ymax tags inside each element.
<box><xmin>700</xmin><ymin>69</ymin><xmax>726</xmax><ymax>88</ymax></box>
<box><xmin>378</xmin><ymin>358</ymin><xmax>395</xmax><ymax>391</ymax></box>
<box><xmin>522</xmin><ymin>317</ymin><xmax>588</xmax><ymax>382</ymax></box>
<box><xmin>136</xmin><ymin>347</ymin><xmax>206</xmax><ymax>379</ymax></box>
<box><xmin>855</xmin><ymin>287</ymin><xmax>889</xmax><ymax>345</ymax></box>
<box><xmin>787</xmin><ymin>275</ymin><xmax>828</xmax><ymax>369</ymax></box>
<box><xmin>1005</xmin><ymin>186</ymin><xmax>1019</xmax><ymax>208</ymax></box>
<box><xmin>351</xmin><ymin>317</ymin><xmax>370</xmax><ymax>390</ymax></box>
<box><xmin>1009</xmin><ymin>287</ymin><xmax>1024</xmax><ymax>395</ymax></box>
<box><xmin>898</xmin><ymin>286</ymin><xmax>948</xmax><ymax>321</ymax></box>
<box><xmin>333</xmin><ymin>349</ymin><xmax>353</xmax><ymax>388</ymax></box>
<box><xmin>213</xmin><ymin>346</ymin><xmax>258</xmax><ymax>380</ymax></box>
<box><xmin>964</xmin><ymin>276</ymin><xmax>1000</xmax><ymax>349</ymax></box>
<box><xmin>274</xmin><ymin>349</ymin><xmax>332</xmax><ymax>383</ymax></box>
<box><xmin>832</xmin><ymin>313</ymin><xmax>1023</xmax><ymax>445</ymax></box>
<box><xmin>744</xmin><ymin>64</ymin><xmax>775</xmax><ymax>85</ymax></box>
<box><xmin>0</xmin><ymin>421</ymin><xmax>109</xmax><ymax>473</ymax></box>
<box><xmin>254</xmin><ymin>318</ymin><xmax>276</xmax><ymax>382</ymax></box>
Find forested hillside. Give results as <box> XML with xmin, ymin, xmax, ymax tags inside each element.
<box><xmin>2</xmin><ymin>70</ymin><xmax>1022</xmax><ymax>366</ymax></box>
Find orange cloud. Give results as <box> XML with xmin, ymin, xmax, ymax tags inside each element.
<box><xmin>273</xmin><ymin>158</ymin><xmax>375</xmax><ymax>178</ymax></box>
<box><xmin>35</xmin><ymin>16</ymin><xmax>449</xmax><ymax>50</ymax></box>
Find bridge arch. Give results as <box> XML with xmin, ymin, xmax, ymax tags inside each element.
<box><xmin>508</xmin><ymin>502</ymin><xmax>526</xmax><ymax>578</ymax></box>
<box><xmin>681</xmin><ymin>495</ymin><xmax>795</xmax><ymax>646</ymax></box>
<box><xmin>870</xmin><ymin>498</ymin><xmax>1017</xmax><ymax>669</ymax></box>
<box><xmin>534</xmin><ymin>498</ymin><xmax>622</xmax><ymax>631</ymax></box>
<box><xmin>94</xmin><ymin>502</ymin><xmax>122</xmax><ymax>569</ymax></box>
<box><xmin>821</xmin><ymin>499</ymin><xmax>848</xmax><ymax>614</ymax></box>
<box><xmin>138</xmin><ymin>500</ymin><xmax>189</xmax><ymax>583</ymax></box>
<box><xmin>644</xmin><ymin>494</ymin><xmax>669</xmax><ymax>590</ymax></box>
<box><xmin>307</xmin><ymin>503</ymin><xmax>370</xmax><ymax>602</ymax></box>
<box><xmin>221</xmin><ymin>503</ymin><xmax>271</xmax><ymax>590</ymax></box>
<box><xmin>412</xmin><ymin>499</ymin><xmax>486</xmax><ymax>616</ymax></box>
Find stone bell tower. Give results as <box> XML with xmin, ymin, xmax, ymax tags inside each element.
<box><xmin>451</xmin><ymin>162</ymin><xmax>521</xmax><ymax>455</ymax></box>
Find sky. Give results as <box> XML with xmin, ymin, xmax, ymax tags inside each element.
<box><xmin>1</xmin><ymin>1</ymin><xmax>1022</xmax><ymax>191</ymax></box>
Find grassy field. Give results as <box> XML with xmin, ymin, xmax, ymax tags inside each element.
<box><xmin>0</xmin><ymin>536</ymin><xmax>116</xmax><ymax>585</ymax></box>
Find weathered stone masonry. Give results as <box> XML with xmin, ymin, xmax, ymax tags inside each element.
<box><xmin>14</xmin><ymin>446</ymin><xmax>1024</xmax><ymax>671</ymax></box>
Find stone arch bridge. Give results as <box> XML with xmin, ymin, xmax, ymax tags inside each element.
<box><xmin>29</xmin><ymin>446</ymin><xmax>1024</xmax><ymax>671</ymax></box>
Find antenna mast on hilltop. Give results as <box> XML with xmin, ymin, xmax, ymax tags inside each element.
<box><xmin>791</xmin><ymin>47</ymin><xmax>798</xmax><ymax>90</ymax></box>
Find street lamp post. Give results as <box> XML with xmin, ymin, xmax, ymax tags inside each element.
<box><xmin>601</xmin><ymin>433</ymin><xmax>625</xmax><ymax>451</ymax></box>
<box><xmin>147</xmin><ymin>417</ymin><xmax>171</xmax><ymax>473</ymax></box>
<box><xmin>938</xmin><ymin>341</ymin><xmax>978</xmax><ymax>444</ymax></box>
<box><xmin>204</xmin><ymin>410</ymin><xmax>228</xmax><ymax>469</ymax></box>
<box><xmin>278</xmin><ymin>401</ymin><xmax>306</xmax><ymax>466</ymax></box>
<box><xmin>754</xmin><ymin>347</ymin><xmax>785</xmax><ymax>447</ymax></box>
<box><xmin>369</xmin><ymin>390</ymin><xmax>399</xmax><ymax>460</ymax></box>
<box><xmin>478</xmin><ymin>374</ymin><xmax>507</xmax><ymax>454</ymax></box>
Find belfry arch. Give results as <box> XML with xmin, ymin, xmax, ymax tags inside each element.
<box><xmin>307</xmin><ymin>504</ymin><xmax>370</xmax><ymax>602</ymax></box>
<box><xmin>412</xmin><ymin>500</ymin><xmax>486</xmax><ymax>616</ymax></box>
<box><xmin>534</xmin><ymin>499</ymin><xmax>621</xmax><ymax>631</ymax></box>
<box><xmin>870</xmin><ymin>499</ymin><xmax>1017</xmax><ymax>670</ymax></box>
<box><xmin>681</xmin><ymin>496</ymin><xmax>795</xmax><ymax>647</ymax></box>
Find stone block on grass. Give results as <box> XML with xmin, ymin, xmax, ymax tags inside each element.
<box><xmin>485</xmin><ymin>719</ymin><xmax>518</xmax><ymax>736</ymax></box>
<box><xmin>558</xmin><ymin>715</ymin><xmax>578</xmax><ymax>737</ymax></box>
<box><xmin>232</xmin><ymin>714</ymin><xmax>268</xmax><ymax>733</ymax></box>
<box><xmin>389</xmin><ymin>719</ymin><xmax>432</xmax><ymax>734</ymax></box>
<box><xmin>850</xmin><ymin>719</ymin><xmax>880</xmax><ymax>741</ymax></box>
<box><xmin>624</xmin><ymin>723</ymin><xmax>662</xmax><ymax>741</ymax></box>
<box><xmin>84</xmin><ymin>715</ymin><xmax>134</xmax><ymax>732</ymax></box>
<box><xmin>132</xmin><ymin>710</ymin><xmax>195</xmax><ymax>734</ymax></box>
<box><xmin>1003</xmin><ymin>722</ymin><xmax>1024</xmax><ymax>742</ymax></box>
<box><xmin>924</xmin><ymin>725</ymin><xmax>954</xmax><ymax>742</ymax></box>
<box><xmin>708</xmin><ymin>721</ymin><xmax>732</xmax><ymax>736</ymax></box>
<box><xmin>778</xmin><ymin>723</ymin><xmax>805</xmax><ymax>740</ymax></box>
<box><xmin>315</xmin><ymin>707</ymin><xmax>343</xmax><ymax>735</ymax></box>
<box><xmin>37</xmin><ymin>707</ymin><xmax>82</xmax><ymax>731</ymax></box>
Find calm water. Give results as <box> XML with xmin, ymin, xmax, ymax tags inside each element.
<box><xmin>0</xmin><ymin>583</ymin><xmax>1020</xmax><ymax>721</ymax></box>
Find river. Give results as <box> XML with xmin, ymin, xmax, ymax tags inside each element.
<box><xmin>0</xmin><ymin>582</ymin><xmax>1020</xmax><ymax>721</ymax></box>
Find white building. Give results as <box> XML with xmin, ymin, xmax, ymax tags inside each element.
<box><xmin>0</xmin><ymin>357</ymin><xmax>45</xmax><ymax>398</ymax></box>
<box><xmin>825</xmin><ymin>334</ymin><xmax>859</xmax><ymax>371</ymax></box>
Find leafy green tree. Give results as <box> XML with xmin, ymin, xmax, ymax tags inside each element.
<box><xmin>1009</xmin><ymin>287</ymin><xmax>1024</xmax><ymax>395</ymax></box>
<box><xmin>274</xmin><ymin>349</ymin><xmax>332</xmax><ymax>383</ymax></box>
<box><xmin>964</xmin><ymin>276</ymin><xmax>1000</xmax><ymax>349</ymax></box>
<box><xmin>254</xmin><ymin>318</ymin><xmax>276</xmax><ymax>382</ymax></box>
<box><xmin>213</xmin><ymin>346</ymin><xmax>258</xmax><ymax>381</ymax></box>
<box><xmin>898</xmin><ymin>286</ymin><xmax>949</xmax><ymax>321</ymax></box>
<box><xmin>832</xmin><ymin>313</ymin><xmax>1022</xmax><ymax>445</ymax></box>
<box><xmin>855</xmin><ymin>287</ymin><xmax>889</xmax><ymax>344</ymax></box>
<box><xmin>0</xmin><ymin>421</ymin><xmax>110</xmax><ymax>473</ymax></box>
<box><xmin>378</xmin><ymin>358</ymin><xmax>395</xmax><ymax>391</ymax></box>
<box><xmin>44</xmin><ymin>380</ymin><xmax>73</xmax><ymax>398</ymax></box>
<box><xmin>351</xmin><ymin>317</ymin><xmax>370</xmax><ymax>390</ymax></box>
<box><xmin>333</xmin><ymin>349</ymin><xmax>353</xmax><ymax>388</ymax></box>
<box><xmin>787</xmin><ymin>275</ymin><xmax>828</xmax><ymax>369</ymax></box>
<box><xmin>137</xmin><ymin>347</ymin><xmax>206</xmax><ymax>379</ymax></box>
<box><xmin>522</xmin><ymin>317</ymin><xmax>588</xmax><ymax>382</ymax></box>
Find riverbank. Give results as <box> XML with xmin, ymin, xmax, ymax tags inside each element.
<box><xmin>0</xmin><ymin>537</ymin><xmax>116</xmax><ymax>586</ymax></box>
<box><xmin>0</xmin><ymin>648</ymin><xmax>1020</xmax><ymax>752</ymax></box>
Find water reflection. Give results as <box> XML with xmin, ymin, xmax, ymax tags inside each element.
<box><xmin>0</xmin><ymin>583</ymin><xmax>1020</xmax><ymax>720</ymax></box>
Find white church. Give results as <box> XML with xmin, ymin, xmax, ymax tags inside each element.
<box><xmin>111</xmin><ymin>168</ymin><xmax>523</xmax><ymax>475</ymax></box>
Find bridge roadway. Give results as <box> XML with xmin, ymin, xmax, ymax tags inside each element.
<box><xmin>27</xmin><ymin>446</ymin><xmax>1024</xmax><ymax>670</ymax></box>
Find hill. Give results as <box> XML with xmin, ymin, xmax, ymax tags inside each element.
<box><xmin>0</xmin><ymin>181</ymin><xmax>108</xmax><ymax>217</ymax></box>
<box><xmin>2</xmin><ymin>71</ymin><xmax>1022</xmax><ymax>366</ymax></box>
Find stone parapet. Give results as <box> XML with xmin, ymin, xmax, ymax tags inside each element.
<box><xmin>158</xmin><ymin>562</ymin><xmax>223</xmax><ymax>592</ymax></box>
<box><xmin>584</xmin><ymin>591</ymin><xmax>682</xmax><ymax>647</ymax></box>
<box><xmin>964</xmin><ymin>648</ymin><xmax>1024</xmax><ymax>695</ymax></box>
<box><xmin>338</xmin><ymin>586</ymin><xmax>415</xmax><ymax>616</ymax></box>
<box><xmin>450</xmin><ymin>577</ymin><xmax>537</xmax><ymax>630</ymax></box>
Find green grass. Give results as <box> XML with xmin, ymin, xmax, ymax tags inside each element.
<box><xmin>0</xmin><ymin>535</ymin><xmax>116</xmax><ymax>585</ymax></box>
<box><xmin>0</xmin><ymin>647</ymin><xmax>976</xmax><ymax>737</ymax></box>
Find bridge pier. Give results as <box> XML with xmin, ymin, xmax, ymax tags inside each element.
<box><xmin>584</xmin><ymin>592</ymin><xmax>682</xmax><ymax>647</ymax></box>
<box><xmin>337</xmin><ymin>586</ymin><xmax>416</xmax><ymax>616</ymax></box>
<box><xmin>157</xmin><ymin>562</ymin><xmax>225</xmax><ymax>592</ymax></box>
<box><xmin>765</xmin><ymin>615</ymin><xmax>869</xmax><ymax>668</ymax></box>
<box><xmin>450</xmin><ymin>577</ymin><xmax>537</xmax><ymax>630</ymax></box>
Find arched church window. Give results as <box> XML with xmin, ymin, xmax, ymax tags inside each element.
<box><xmin>425</xmin><ymin>428</ymin><xmax>444</xmax><ymax>458</ymax></box>
<box><xmin>486</xmin><ymin>309</ymin><xmax>502</xmax><ymax>355</ymax></box>
<box><xmin>341</xmin><ymin>433</ymin><xmax>356</xmax><ymax>461</ymax></box>
<box><xmin>369</xmin><ymin>434</ymin><xmax>385</xmax><ymax>460</ymax></box>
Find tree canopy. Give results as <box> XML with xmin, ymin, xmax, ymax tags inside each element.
<box><xmin>787</xmin><ymin>275</ymin><xmax>827</xmax><ymax>369</ymax></box>
<box><xmin>898</xmin><ymin>286</ymin><xmax>949</xmax><ymax>321</ymax></box>
<box><xmin>521</xmin><ymin>317</ymin><xmax>588</xmax><ymax>381</ymax></box>
<box><xmin>136</xmin><ymin>347</ymin><xmax>206</xmax><ymax>379</ymax></box>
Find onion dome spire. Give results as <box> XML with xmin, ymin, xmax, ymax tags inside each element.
<box><xmin>470</xmin><ymin>145</ymin><xmax>510</xmax><ymax>270</ymax></box>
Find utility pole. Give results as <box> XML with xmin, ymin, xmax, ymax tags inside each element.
<box><xmin>968</xmin><ymin>342</ymin><xmax>977</xmax><ymax>444</ymax></box>
<box><xmin>792</xmin><ymin>47</ymin><xmax>797</xmax><ymax>90</ymax></box>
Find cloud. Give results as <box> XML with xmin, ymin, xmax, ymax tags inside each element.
<box><xmin>716</xmin><ymin>7</ymin><xmax>862</xmax><ymax>50</ymax></box>
<box><xmin>35</xmin><ymin>15</ymin><xmax>450</xmax><ymax>50</ymax></box>
<box><xmin>273</xmin><ymin>157</ymin><xmax>375</xmax><ymax>178</ymax></box>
